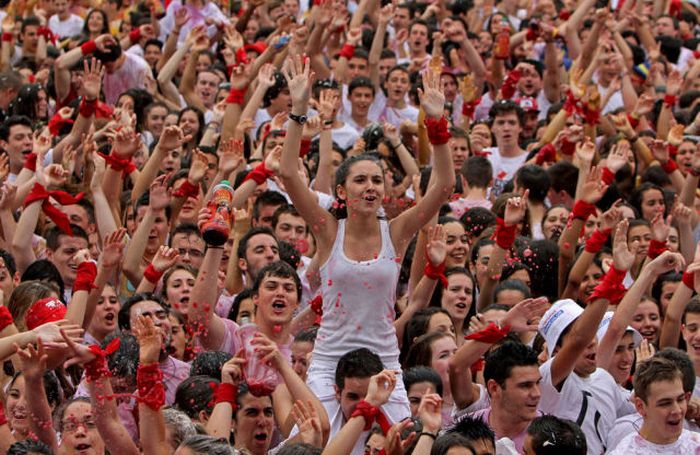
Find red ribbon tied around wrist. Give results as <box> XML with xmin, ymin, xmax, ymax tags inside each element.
<box><xmin>464</xmin><ymin>322</ymin><xmax>511</xmax><ymax>343</ymax></box>
<box><xmin>588</xmin><ymin>266</ymin><xmax>626</xmax><ymax>305</ymax></box>
<box><xmin>493</xmin><ymin>217</ymin><xmax>517</xmax><ymax>249</ymax></box>
<box><xmin>350</xmin><ymin>400</ymin><xmax>391</xmax><ymax>433</ymax></box>
<box><xmin>24</xmin><ymin>183</ymin><xmax>85</xmax><ymax>235</ymax></box>
<box><xmin>84</xmin><ymin>338</ymin><xmax>121</xmax><ymax>381</ymax></box>
<box><xmin>137</xmin><ymin>363</ymin><xmax>166</xmax><ymax>410</ymax></box>
<box><xmin>424</xmin><ymin>116</ymin><xmax>451</xmax><ymax>145</ymax></box>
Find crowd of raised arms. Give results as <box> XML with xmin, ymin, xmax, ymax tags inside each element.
<box><xmin>4</xmin><ymin>0</ymin><xmax>700</xmax><ymax>454</ymax></box>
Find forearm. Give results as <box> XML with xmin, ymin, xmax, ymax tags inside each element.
<box><xmin>660</xmin><ymin>283</ymin><xmax>693</xmax><ymax>348</ymax></box>
<box><xmin>558</xmin><ymin>218</ymin><xmax>585</xmax><ymax>261</ymax></box>
<box><xmin>579</xmin><ymin>23</ymin><xmax>602</xmax><ymax>69</ymax></box>
<box><xmin>543</xmin><ymin>42</ymin><xmax>561</xmax><ymax>103</ymax></box>
<box><xmin>459</xmin><ymin>37</ymin><xmax>487</xmax><ymax>80</ymax></box>
<box><xmin>235</xmin><ymin>6</ymin><xmax>256</xmax><ymax>33</ymax></box>
<box><xmin>157</xmin><ymin>43</ymin><xmax>189</xmax><ymax>87</ymax></box>
<box><xmin>220</xmin><ymin>103</ymin><xmax>243</xmax><ymax>144</ymax></box>
<box><xmin>132</xmin><ymin>148</ymin><xmax>166</xmax><ymax>203</ymax></box>
<box><xmin>65</xmin><ymin>289</ymin><xmax>89</xmax><ymax>327</ymax></box>
<box><xmin>313</xmin><ymin>129</ymin><xmax>333</xmax><ymax>195</ymax></box>
<box><xmin>92</xmin><ymin>188</ymin><xmax>119</xmax><ymax>238</ymax></box>
<box><xmin>679</xmin><ymin>222</ymin><xmax>694</xmax><ymax>264</ymax></box>
<box><xmin>156</xmin><ymin>25</ymin><xmax>181</xmax><ymax>73</ymax></box>
<box><xmin>123</xmin><ymin>210</ymin><xmax>156</xmax><ymax>284</ymax></box>
<box><xmin>239</xmin><ymin>83</ymin><xmax>268</xmax><ymax>124</ymax></box>
<box><xmin>395</xmin><ymin>275</ymin><xmax>437</xmax><ymax>344</ymax></box>
<box><xmin>205</xmin><ymin>401</ymin><xmax>234</xmax><ymax>438</ymax></box>
<box><xmin>368</xmin><ymin>23</ymin><xmax>387</xmax><ymax>87</ymax></box>
<box><xmin>538</xmin><ymin>110</ymin><xmax>568</xmax><ymax>146</ymax></box>
<box><xmin>88</xmin><ymin>379</ymin><xmax>140</xmax><ymax>455</ymax></box>
<box><xmin>0</xmin><ymin>209</ymin><xmax>16</xmax><ymax>254</ymax></box>
<box><xmin>393</xmin><ymin>142</ymin><xmax>419</xmax><ymax>177</ymax></box>
<box><xmin>190</xmin><ymin>248</ymin><xmax>224</xmax><ymax>328</ymax></box>
<box><xmin>224</xmin><ymin>234</ymin><xmax>244</xmax><ymax>295</ymax></box>
<box><xmin>138</xmin><ymin>402</ymin><xmax>169</xmax><ymax>455</ymax></box>
<box><xmin>11</xmin><ymin>201</ymin><xmax>41</xmax><ymax>273</ymax></box>
<box><xmin>321</xmin><ymin>417</ymin><xmax>365</xmax><ymax>455</ymax></box>
<box><xmin>24</xmin><ymin>374</ymin><xmax>58</xmax><ymax>452</ymax></box>
<box><xmin>680</xmin><ymin>174</ymin><xmax>699</xmax><ymax>209</ymax></box>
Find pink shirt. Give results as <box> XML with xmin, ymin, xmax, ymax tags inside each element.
<box><xmin>469</xmin><ymin>407</ymin><xmax>541</xmax><ymax>453</ymax></box>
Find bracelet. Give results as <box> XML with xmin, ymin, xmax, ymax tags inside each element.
<box><xmin>73</xmin><ymin>261</ymin><xmax>98</xmax><ymax>293</ymax></box>
<box><xmin>79</xmin><ymin>97</ymin><xmax>97</xmax><ymax>118</ymax></box>
<box><xmin>420</xmin><ymin>432</ymin><xmax>438</xmax><ymax>440</ymax></box>
<box><xmin>23</xmin><ymin>152</ymin><xmax>37</xmax><ymax>172</ymax></box>
<box><xmin>424</xmin><ymin>116</ymin><xmax>451</xmax><ymax>145</ymax></box>
<box><xmin>84</xmin><ymin>338</ymin><xmax>121</xmax><ymax>382</ymax></box>
<box><xmin>128</xmin><ymin>27</ymin><xmax>142</xmax><ymax>42</ymax></box>
<box><xmin>601</xmin><ymin>167</ymin><xmax>615</xmax><ymax>185</ymax></box>
<box><xmin>243</xmin><ymin>161</ymin><xmax>273</xmax><ymax>185</ymax></box>
<box><xmin>143</xmin><ymin>263</ymin><xmax>164</xmax><ymax>284</ymax></box>
<box><xmin>584</xmin><ymin>229</ymin><xmax>611</xmax><ymax>253</ymax></box>
<box><xmin>213</xmin><ymin>382</ymin><xmax>238</xmax><ymax>410</ymax></box>
<box><xmin>339</xmin><ymin>43</ymin><xmax>355</xmax><ymax>59</ymax></box>
<box><xmin>464</xmin><ymin>322</ymin><xmax>511</xmax><ymax>343</ymax></box>
<box><xmin>424</xmin><ymin>260</ymin><xmax>448</xmax><ymax>287</ymax></box>
<box><xmin>664</xmin><ymin>94</ymin><xmax>678</xmax><ymax>108</ymax></box>
<box><xmin>350</xmin><ymin>400</ymin><xmax>390</xmax><ymax>432</ymax></box>
<box><xmin>683</xmin><ymin>270</ymin><xmax>695</xmax><ymax>290</ymax></box>
<box><xmin>226</xmin><ymin>87</ymin><xmax>247</xmax><ymax>105</ymax></box>
<box><xmin>571</xmin><ymin>200</ymin><xmax>597</xmax><ymax>221</ymax></box>
<box><xmin>80</xmin><ymin>40</ymin><xmax>97</xmax><ymax>55</ymax></box>
<box><xmin>1</xmin><ymin>32</ymin><xmax>12</xmax><ymax>42</ymax></box>
<box><xmin>661</xmin><ymin>159</ymin><xmax>678</xmax><ymax>174</ymax></box>
<box><xmin>647</xmin><ymin>239</ymin><xmax>668</xmax><ymax>259</ymax></box>
<box><xmin>137</xmin><ymin>363</ymin><xmax>166</xmax><ymax>410</ymax></box>
<box><xmin>588</xmin><ymin>265</ymin><xmax>626</xmax><ymax>305</ymax></box>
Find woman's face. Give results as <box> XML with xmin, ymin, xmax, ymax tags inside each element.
<box><xmin>116</xmin><ymin>94</ymin><xmax>135</xmax><ymax>114</ymax></box>
<box><xmin>579</xmin><ymin>262</ymin><xmax>603</xmax><ymax>302</ymax></box>
<box><xmin>471</xmin><ymin>244</ymin><xmax>494</xmax><ymax>287</ymax></box>
<box><xmin>443</xmin><ymin>221</ymin><xmax>469</xmax><ymax>268</ymax></box>
<box><xmin>640</xmin><ymin>188</ymin><xmax>665</xmax><ymax>221</ymax></box>
<box><xmin>427</xmin><ymin>312</ymin><xmax>456</xmax><ymax>338</ymax></box>
<box><xmin>88</xmin><ymin>11</ymin><xmax>105</xmax><ymax>33</ymax></box>
<box><xmin>36</xmin><ymin>89</ymin><xmax>48</xmax><ymax>119</ymax></box>
<box><xmin>430</xmin><ymin>336</ymin><xmax>458</xmax><ymax>391</ymax></box>
<box><xmin>441</xmin><ymin>273</ymin><xmax>474</xmax><ymax>324</ymax></box>
<box><xmin>160</xmin><ymin>147</ymin><xmax>182</xmax><ymax>174</ymax></box>
<box><xmin>631</xmin><ymin>299</ymin><xmax>661</xmax><ymax>344</ymax></box>
<box><xmin>89</xmin><ymin>284</ymin><xmax>119</xmax><ymax>339</ymax></box>
<box><xmin>660</xmin><ymin>281</ymin><xmax>679</xmax><ymax>314</ymax></box>
<box><xmin>582</xmin><ymin>209</ymin><xmax>601</xmax><ymax>241</ymax></box>
<box><xmin>146</xmin><ymin>106</ymin><xmax>168</xmax><ymax>138</ymax></box>
<box><xmin>166</xmin><ymin>269</ymin><xmax>195</xmax><ymax>314</ymax></box>
<box><xmin>338</xmin><ymin>160</ymin><xmax>385</xmax><ymax>216</ymax></box>
<box><xmin>6</xmin><ymin>375</ymin><xmax>28</xmax><ymax>436</ymax></box>
<box><xmin>628</xmin><ymin>224</ymin><xmax>651</xmax><ymax>260</ymax></box>
<box><xmin>237</xmin><ymin>298</ymin><xmax>255</xmax><ymax>325</ymax></box>
<box><xmin>609</xmin><ymin>332</ymin><xmax>635</xmax><ymax>385</ymax></box>
<box><xmin>60</xmin><ymin>401</ymin><xmax>105</xmax><ymax>455</ymax></box>
<box><xmin>542</xmin><ymin>207</ymin><xmax>569</xmax><ymax>240</ymax></box>
<box><xmin>179</xmin><ymin>110</ymin><xmax>200</xmax><ymax>140</ymax></box>
<box><xmin>667</xmin><ymin>226</ymin><xmax>679</xmax><ymax>252</ymax></box>
<box><xmin>676</xmin><ymin>141</ymin><xmax>695</xmax><ymax>174</ymax></box>
<box><xmin>169</xmin><ymin>314</ymin><xmax>187</xmax><ymax>360</ymax></box>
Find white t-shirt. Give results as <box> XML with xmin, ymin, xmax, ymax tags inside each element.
<box><xmin>608</xmin><ymin>428</ymin><xmax>700</xmax><ymax>454</ymax></box>
<box><xmin>158</xmin><ymin>0</ymin><xmax>229</xmax><ymax>44</ymax></box>
<box><xmin>608</xmin><ymin>411</ymin><xmax>700</xmax><ymax>450</ymax></box>
<box><xmin>102</xmin><ymin>53</ymin><xmax>153</xmax><ymax>106</ymax></box>
<box><xmin>331</xmin><ymin>122</ymin><xmax>361</xmax><ymax>150</ymax></box>
<box><xmin>539</xmin><ymin>361</ymin><xmax>632</xmax><ymax>455</ymax></box>
<box><xmin>48</xmin><ymin>14</ymin><xmax>84</xmax><ymax>39</ymax></box>
<box><xmin>482</xmin><ymin>147</ymin><xmax>528</xmax><ymax>198</ymax></box>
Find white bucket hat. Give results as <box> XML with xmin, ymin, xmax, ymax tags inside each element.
<box><xmin>596</xmin><ymin>311</ymin><xmax>643</xmax><ymax>348</ymax></box>
<box><xmin>538</xmin><ymin>299</ymin><xmax>584</xmax><ymax>356</ymax></box>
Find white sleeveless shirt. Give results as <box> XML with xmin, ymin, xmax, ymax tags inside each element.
<box><xmin>315</xmin><ymin>219</ymin><xmax>402</xmax><ymax>369</ymax></box>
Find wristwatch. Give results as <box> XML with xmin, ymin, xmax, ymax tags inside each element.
<box><xmin>288</xmin><ymin>112</ymin><xmax>308</xmax><ymax>124</ymax></box>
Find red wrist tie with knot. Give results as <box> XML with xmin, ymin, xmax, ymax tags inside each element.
<box><xmin>682</xmin><ymin>271</ymin><xmax>695</xmax><ymax>290</ymax></box>
<box><xmin>137</xmin><ymin>363</ymin><xmax>165</xmax><ymax>410</ymax></box>
<box><xmin>143</xmin><ymin>264</ymin><xmax>164</xmax><ymax>284</ymax></box>
<box><xmin>661</xmin><ymin>159</ymin><xmax>678</xmax><ymax>174</ymax></box>
<box><xmin>664</xmin><ymin>94</ymin><xmax>678</xmax><ymax>108</ymax></box>
<box><xmin>339</xmin><ymin>44</ymin><xmax>355</xmax><ymax>59</ymax></box>
<box><xmin>73</xmin><ymin>261</ymin><xmax>98</xmax><ymax>293</ymax></box>
<box><xmin>584</xmin><ymin>229</ymin><xmax>611</xmax><ymax>253</ymax></box>
<box><xmin>424</xmin><ymin>116</ymin><xmax>451</xmax><ymax>145</ymax></box>
<box><xmin>571</xmin><ymin>200</ymin><xmax>596</xmax><ymax>221</ymax></box>
<box><xmin>128</xmin><ymin>27</ymin><xmax>142</xmax><ymax>42</ymax></box>
<box><xmin>647</xmin><ymin>239</ymin><xmax>668</xmax><ymax>259</ymax></box>
<box><xmin>214</xmin><ymin>382</ymin><xmax>238</xmax><ymax>409</ymax></box>
<box><xmin>226</xmin><ymin>87</ymin><xmax>247</xmax><ymax>105</ymax></box>
<box><xmin>99</xmin><ymin>152</ymin><xmax>136</xmax><ymax>175</ymax></box>
<box><xmin>464</xmin><ymin>322</ymin><xmax>511</xmax><ymax>343</ymax></box>
<box><xmin>601</xmin><ymin>167</ymin><xmax>615</xmax><ymax>185</ymax></box>
<box><xmin>424</xmin><ymin>260</ymin><xmax>448</xmax><ymax>287</ymax></box>
<box><xmin>351</xmin><ymin>400</ymin><xmax>391</xmax><ymax>433</ymax></box>
<box><xmin>24</xmin><ymin>183</ymin><xmax>84</xmax><ymax>235</ymax></box>
<box><xmin>79</xmin><ymin>97</ymin><xmax>97</xmax><ymax>118</ymax></box>
<box><xmin>500</xmin><ymin>69</ymin><xmax>521</xmax><ymax>100</ymax></box>
<box><xmin>23</xmin><ymin>153</ymin><xmax>37</xmax><ymax>172</ymax></box>
<box><xmin>80</xmin><ymin>40</ymin><xmax>97</xmax><ymax>55</ymax></box>
<box><xmin>0</xmin><ymin>307</ymin><xmax>14</xmax><ymax>332</ymax></box>
<box><xmin>535</xmin><ymin>144</ymin><xmax>557</xmax><ymax>165</ymax></box>
<box><xmin>173</xmin><ymin>180</ymin><xmax>199</xmax><ymax>199</ymax></box>
<box><xmin>493</xmin><ymin>217</ymin><xmax>517</xmax><ymax>249</ymax></box>
<box><xmin>588</xmin><ymin>266</ymin><xmax>626</xmax><ymax>305</ymax></box>
<box><xmin>84</xmin><ymin>338</ymin><xmax>121</xmax><ymax>382</ymax></box>
<box><xmin>461</xmin><ymin>98</ymin><xmax>481</xmax><ymax>119</ymax></box>
<box><xmin>243</xmin><ymin>161</ymin><xmax>274</xmax><ymax>185</ymax></box>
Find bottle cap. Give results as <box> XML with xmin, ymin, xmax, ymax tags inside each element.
<box><xmin>221</xmin><ymin>180</ymin><xmax>231</xmax><ymax>186</ymax></box>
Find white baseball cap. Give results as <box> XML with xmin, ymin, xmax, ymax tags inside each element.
<box><xmin>596</xmin><ymin>311</ymin><xmax>643</xmax><ymax>348</ymax></box>
<box><xmin>538</xmin><ymin>299</ymin><xmax>584</xmax><ymax>356</ymax></box>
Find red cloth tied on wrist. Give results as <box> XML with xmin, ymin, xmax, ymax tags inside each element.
<box><xmin>25</xmin><ymin>297</ymin><xmax>66</xmax><ymax>330</ymax></box>
<box><xmin>572</xmin><ymin>200</ymin><xmax>597</xmax><ymax>221</ymax></box>
<box><xmin>560</xmin><ymin>138</ymin><xmax>576</xmax><ymax>156</ymax></box>
<box><xmin>424</xmin><ymin>116</ymin><xmax>450</xmax><ymax>145</ymax></box>
<box><xmin>1</xmin><ymin>33</ymin><xmax>12</xmax><ymax>42</ymax></box>
<box><xmin>461</xmin><ymin>98</ymin><xmax>481</xmax><ymax>119</ymax></box>
<box><xmin>243</xmin><ymin>162</ymin><xmax>273</xmax><ymax>185</ymax></box>
<box><xmin>470</xmin><ymin>358</ymin><xmax>485</xmax><ymax>376</ymax></box>
<box><xmin>214</xmin><ymin>382</ymin><xmax>238</xmax><ymax>409</ymax></box>
<box><xmin>79</xmin><ymin>97</ymin><xmax>97</xmax><ymax>118</ymax></box>
<box><xmin>173</xmin><ymin>180</ymin><xmax>199</xmax><ymax>199</ymax></box>
<box><xmin>0</xmin><ymin>401</ymin><xmax>6</xmax><ymax>426</ymax></box>
<box><xmin>350</xmin><ymin>400</ymin><xmax>391</xmax><ymax>433</ymax></box>
<box><xmin>300</xmin><ymin>139</ymin><xmax>311</xmax><ymax>157</ymax></box>
<box><xmin>137</xmin><ymin>363</ymin><xmax>165</xmax><ymax>410</ymax></box>
<box><xmin>339</xmin><ymin>44</ymin><xmax>355</xmax><ymax>59</ymax></box>
<box><xmin>535</xmin><ymin>143</ymin><xmax>557</xmax><ymax>165</ymax></box>
<box><xmin>563</xmin><ymin>90</ymin><xmax>583</xmax><ymax>116</ymax></box>
<box><xmin>588</xmin><ymin>266</ymin><xmax>627</xmax><ymax>305</ymax></box>
<box><xmin>648</xmin><ymin>239</ymin><xmax>668</xmax><ymax>259</ymax></box>
<box><xmin>85</xmin><ymin>338</ymin><xmax>120</xmax><ymax>381</ymax></box>
<box><xmin>661</xmin><ymin>159</ymin><xmax>678</xmax><ymax>174</ymax></box>
<box><xmin>73</xmin><ymin>261</ymin><xmax>97</xmax><ymax>293</ymax></box>
<box><xmin>24</xmin><ymin>182</ymin><xmax>85</xmax><ymax>235</ymax></box>
<box><xmin>670</xmin><ymin>0</ymin><xmax>682</xmax><ymax>16</ymax></box>
<box><xmin>683</xmin><ymin>271</ymin><xmax>695</xmax><ymax>290</ymax></box>
<box><xmin>627</xmin><ymin>113</ymin><xmax>640</xmax><ymax>129</ymax></box>
<box><xmin>559</xmin><ymin>9</ymin><xmax>571</xmax><ymax>19</ymax></box>
<box><xmin>128</xmin><ymin>27</ymin><xmax>142</xmax><ymax>42</ymax></box>
<box><xmin>526</xmin><ymin>27</ymin><xmax>538</xmax><ymax>41</ymax></box>
<box><xmin>582</xmin><ymin>103</ymin><xmax>600</xmax><ymax>125</ymax></box>
<box><xmin>584</xmin><ymin>229</ymin><xmax>611</xmax><ymax>253</ymax></box>
<box><xmin>235</xmin><ymin>48</ymin><xmax>249</xmax><ymax>66</ymax></box>
<box><xmin>602</xmin><ymin>167</ymin><xmax>615</xmax><ymax>185</ymax></box>
<box><xmin>48</xmin><ymin>112</ymin><xmax>75</xmax><ymax>136</ymax></box>
<box><xmin>226</xmin><ymin>88</ymin><xmax>247</xmax><ymax>105</ymax></box>
<box><xmin>99</xmin><ymin>152</ymin><xmax>136</xmax><ymax>175</ymax></box>
<box><xmin>664</xmin><ymin>94</ymin><xmax>678</xmax><ymax>108</ymax></box>
<box><xmin>37</xmin><ymin>26</ymin><xmax>56</xmax><ymax>45</ymax></box>
<box><xmin>23</xmin><ymin>153</ymin><xmax>37</xmax><ymax>172</ymax></box>
<box><xmin>464</xmin><ymin>322</ymin><xmax>511</xmax><ymax>343</ymax></box>
<box><xmin>424</xmin><ymin>260</ymin><xmax>448</xmax><ymax>287</ymax></box>
<box><xmin>0</xmin><ymin>306</ymin><xmax>13</xmax><ymax>332</ymax></box>
<box><xmin>80</xmin><ymin>40</ymin><xmax>97</xmax><ymax>55</ymax></box>
<box><xmin>493</xmin><ymin>217</ymin><xmax>517</xmax><ymax>249</ymax></box>
<box><xmin>668</xmin><ymin>144</ymin><xmax>678</xmax><ymax>157</ymax></box>
<box><xmin>143</xmin><ymin>263</ymin><xmax>164</xmax><ymax>284</ymax></box>
<box><xmin>500</xmin><ymin>69</ymin><xmax>521</xmax><ymax>100</ymax></box>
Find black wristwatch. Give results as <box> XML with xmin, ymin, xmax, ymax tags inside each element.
<box><xmin>288</xmin><ymin>112</ymin><xmax>308</xmax><ymax>124</ymax></box>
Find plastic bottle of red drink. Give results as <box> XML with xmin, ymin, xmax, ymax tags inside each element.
<box><xmin>202</xmin><ymin>180</ymin><xmax>234</xmax><ymax>246</ymax></box>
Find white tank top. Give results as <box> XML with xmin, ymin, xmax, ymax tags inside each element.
<box><xmin>315</xmin><ymin>219</ymin><xmax>401</xmax><ymax>369</ymax></box>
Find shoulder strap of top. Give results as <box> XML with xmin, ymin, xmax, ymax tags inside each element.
<box><xmin>379</xmin><ymin>219</ymin><xmax>396</xmax><ymax>257</ymax></box>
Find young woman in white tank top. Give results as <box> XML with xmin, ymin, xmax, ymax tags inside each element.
<box><xmin>277</xmin><ymin>57</ymin><xmax>455</xmax><ymax>426</ymax></box>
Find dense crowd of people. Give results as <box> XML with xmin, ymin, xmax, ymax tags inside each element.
<box><xmin>0</xmin><ymin>0</ymin><xmax>700</xmax><ymax>453</ymax></box>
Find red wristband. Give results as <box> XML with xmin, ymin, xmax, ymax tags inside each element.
<box><xmin>588</xmin><ymin>265</ymin><xmax>626</xmax><ymax>305</ymax></box>
<box><xmin>300</xmin><ymin>138</ymin><xmax>311</xmax><ymax>157</ymax></box>
<box><xmin>647</xmin><ymin>239</ymin><xmax>668</xmax><ymax>259</ymax></box>
<box><xmin>0</xmin><ymin>401</ymin><xmax>6</xmax><ymax>426</ymax></box>
<box><xmin>0</xmin><ymin>306</ymin><xmax>14</xmax><ymax>332</ymax></box>
<box><xmin>661</xmin><ymin>159</ymin><xmax>678</xmax><ymax>174</ymax></box>
<box><xmin>683</xmin><ymin>271</ymin><xmax>695</xmax><ymax>290</ymax></box>
<box><xmin>424</xmin><ymin>116</ymin><xmax>451</xmax><ymax>145</ymax></box>
<box><xmin>350</xmin><ymin>400</ymin><xmax>391</xmax><ymax>432</ymax></box>
<box><xmin>572</xmin><ymin>200</ymin><xmax>597</xmax><ymax>221</ymax></box>
<box><xmin>128</xmin><ymin>28</ymin><xmax>142</xmax><ymax>42</ymax></box>
<box><xmin>84</xmin><ymin>338</ymin><xmax>120</xmax><ymax>381</ymax></box>
<box><xmin>143</xmin><ymin>263</ymin><xmax>164</xmax><ymax>284</ymax></box>
<box><xmin>664</xmin><ymin>94</ymin><xmax>678</xmax><ymax>108</ymax></box>
<box><xmin>137</xmin><ymin>363</ymin><xmax>166</xmax><ymax>410</ymax></box>
<box><xmin>23</xmin><ymin>152</ymin><xmax>37</xmax><ymax>172</ymax></box>
<box><xmin>173</xmin><ymin>179</ymin><xmax>200</xmax><ymax>199</ymax></box>
<box><xmin>80</xmin><ymin>40</ymin><xmax>97</xmax><ymax>55</ymax></box>
<box><xmin>214</xmin><ymin>382</ymin><xmax>238</xmax><ymax>409</ymax></box>
<box><xmin>424</xmin><ymin>260</ymin><xmax>448</xmax><ymax>287</ymax></box>
<box><xmin>627</xmin><ymin>113</ymin><xmax>640</xmax><ymax>129</ymax></box>
<box><xmin>560</xmin><ymin>138</ymin><xmax>576</xmax><ymax>156</ymax></box>
<box><xmin>339</xmin><ymin>43</ymin><xmax>355</xmax><ymax>59</ymax></box>
<box><xmin>584</xmin><ymin>229</ymin><xmax>611</xmax><ymax>253</ymax></box>
<box><xmin>73</xmin><ymin>261</ymin><xmax>98</xmax><ymax>293</ymax></box>
<box><xmin>243</xmin><ymin>161</ymin><xmax>273</xmax><ymax>185</ymax></box>
<box><xmin>1</xmin><ymin>33</ymin><xmax>12</xmax><ymax>42</ymax></box>
<box><xmin>225</xmin><ymin>87</ymin><xmax>247</xmax><ymax>105</ymax></box>
<box><xmin>99</xmin><ymin>152</ymin><xmax>136</xmax><ymax>175</ymax></box>
<box><xmin>493</xmin><ymin>217</ymin><xmax>517</xmax><ymax>249</ymax></box>
<box><xmin>79</xmin><ymin>97</ymin><xmax>97</xmax><ymax>118</ymax></box>
<box><xmin>535</xmin><ymin>143</ymin><xmax>557</xmax><ymax>165</ymax></box>
<box><xmin>602</xmin><ymin>167</ymin><xmax>615</xmax><ymax>185</ymax></box>
<box><xmin>461</xmin><ymin>98</ymin><xmax>481</xmax><ymax>119</ymax></box>
<box><xmin>464</xmin><ymin>322</ymin><xmax>511</xmax><ymax>343</ymax></box>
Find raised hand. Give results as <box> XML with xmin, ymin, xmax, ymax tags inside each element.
<box><xmin>230</xmin><ymin>61</ymin><xmax>254</xmax><ymax>90</ymax></box>
<box><xmin>634</xmin><ymin>93</ymin><xmax>654</xmax><ymax>117</ymax></box>
<box><xmin>292</xmin><ymin>400</ymin><xmax>323</xmax><ymax>448</ymax></box>
<box><xmin>384</xmin><ymin>419</ymin><xmax>417</xmax><ymax>455</ymax></box>
<box><xmin>221</xmin><ymin>351</ymin><xmax>246</xmax><ymax>385</ymax></box>
<box><xmin>378</xmin><ymin>3</ymin><xmax>395</xmax><ymax>26</ymax></box>
<box><xmin>503</xmin><ymin>189</ymin><xmax>529</xmax><ymax>227</ymax></box>
<box><xmin>318</xmin><ymin>89</ymin><xmax>338</xmax><ymax>123</ymax></box>
<box><xmin>365</xmin><ymin>370</ymin><xmax>397</xmax><ymax>407</ymax></box>
<box><xmin>112</xmin><ymin>126</ymin><xmax>141</xmax><ymax>159</ymax></box>
<box><xmin>82</xmin><ymin>58</ymin><xmax>104</xmax><ymax>101</ymax></box>
<box><xmin>502</xmin><ymin>297</ymin><xmax>549</xmax><ymax>333</ymax></box>
<box><xmin>650</xmin><ymin>139</ymin><xmax>670</xmax><ymax>164</ymax></box>
<box><xmin>459</xmin><ymin>74</ymin><xmax>479</xmax><ymax>103</ymax></box>
<box><xmin>132</xmin><ymin>314</ymin><xmax>161</xmax><ymax>364</ymax></box>
<box><xmin>417</xmin><ymin>390</ymin><xmax>443</xmax><ymax>433</ymax></box>
<box><xmin>650</xmin><ymin>212</ymin><xmax>671</xmax><ymax>242</ymax></box>
<box><xmin>37</xmin><ymin>163</ymin><xmax>68</xmax><ymax>189</ymax></box>
<box><xmin>100</xmin><ymin>228</ymin><xmax>126</xmax><ymax>269</ymax></box>
<box><xmin>217</xmin><ymin>139</ymin><xmax>244</xmax><ymax>175</ymax></box>
<box><xmin>612</xmin><ymin>219</ymin><xmax>636</xmax><ymax>271</ymax></box>
<box><xmin>672</xmin><ymin>202</ymin><xmax>692</xmax><ymax>226</ymax></box>
<box><xmin>606</xmin><ymin>142</ymin><xmax>630</xmax><ymax>173</ymax></box>
<box><xmin>174</xmin><ymin>6</ymin><xmax>190</xmax><ymax>28</ymax></box>
<box><xmin>264</xmin><ymin>145</ymin><xmax>283</xmax><ymax>175</ymax></box>
<box><xmin>151</xmin><ymin>245</ymin><xmax>180</xmax><ymax>272</ymax></box>
<box><xmin>72</xmin><ymin>248</ymin><xmax>91</xmax><ymax>266</ymax></box>
<box><xmin>188</xmin><ymin>149</ymin><xmax>208</xmax><ymax>184</ymax></box>
<box><xmin>418</xmin><ymin>66</ymin><xmax>445</xmax><ymax>119</ymax></box>
<box><xmin>282</xmin><ymin>55</ymin><xmax>314</xmax><ymax>109</ymax></box>
<box><xmin>15</xmin><ymin>339</ymin><xmax>48</xmax><ymax>380</ymax></box>
<box><xmin>346</xmin><ymin>27</ymin><xmax>362</xmax><ymax>46</ymax></box>
<box><xmin>0</xmin><ymin>182</ymin><xmax>17</xmax><ymax>211</ymax></box>
<box><xmin>426</xmin><ymin>224</ymin><xmax>447</xmax><ymax>266</ymax></box>
<box><xmin>257</xmin><ymin>63</ymin><xmax>277</xmax><ymax>88</ymax></box>
<box><xmin>575</xmin><ymin>137</ymin><xmax>596</xmax><ymax>164</ymax></box>
<box><xmin>94</xmin><ymin>33</ymin><xmax>117</xmax><ymax>52</ymax></box>
<box><xmin>648</xmin><ymin>250</ymin><xmax>685</xmax><ymax>276</ymax></box>
<box><xmin>149</xmin><ymin>174</ymin><xmax>171</xmax><ymax>210</ymax></box>
<box><xmin>667</xmin><ymin>124</ymin><xmax>685</xmax><ymax>146</ymax></box>
<box><xmin>61</xmin><ymin>328</ymin><xmax>98</xmax><ymax>368</ymax></box>
<box><xmin>666</xmin><ymin>69</ymin><xmax>683</xmax><ymax>96</ymax></box>
<box><xmin>580</xmin><ymin>167</ymin><xmax>609</xmax><ymax>204</ymax></box>
<box><xmin>250</xmin><ymin>332</ymin><xmax>285</xmax><ymax>370</ymax></box>
<box><xmin>32</xmin><ymin>320</ymin><xmax>84</xmax><ymax>348</ymax></box>
<box><xmin>157</xmin><ymin>125</ymin><xmax>189</xmax><ymax>151</ymax></box>
<box><xmin>600</xmin><ymin>202</ymin><xmax>623</xmax><ymax>232</ymax></box>
<box><xmin>383</xmin><ymin>122</ymin><xmax>400</xmax><ymax>146</ymax></box>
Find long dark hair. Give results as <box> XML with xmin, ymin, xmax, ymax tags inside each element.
<box><xmin>330</xmin><ymin>154</ymin><xmax>383</xmax><ymax>219</ymax></box>
<box><xmin>82</xmin><ymin>9</ymin><xmax>109</xmax><ymax>37</ymax></box>
<box><xmin>10</xmin><ymin>84</ymin><xmax>47</xmax><ymax>122</ymax></box>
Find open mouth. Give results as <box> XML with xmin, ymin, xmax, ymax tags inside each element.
<box><xmin>585</xmin><ymin>352</ymin><xmax>596</xmax><ymax>362</ymax></box>
<box><xmin>272</xmin><ymin>300</ymin><xmax>286</xmax><ymax>312</ymax></box>
<box><xmin>180</xmin><ymin>296</ymin><xmax>190</xmax><ymax>306</ymax></box>
<box><xmin>75</xmin><ymin>443</ymin><xmax>91</xmax><ymax>452</ymax></box>
<box><xmin>104</xmin><ymin>312</ymin><xmax>115</xmax><ymax>322</ymax></box>
<box><xmin>455</xmin><ymin>302</ymin><xmax>467</xmax><ymax>310</ymax></box>
<box><xmin>254</xmin><ymin>432</ymin><xmax>268</xmax><ymax>442</ymax></box>
<box><xmin>364</xmin><ymin>194</ymin><xmax>378</xmax><ymax>203</ymax></box>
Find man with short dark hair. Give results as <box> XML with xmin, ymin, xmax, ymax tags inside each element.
<box><xmin>450</xmin><ymin>155</ymin><xmax>493</xmax><ymax>217</ymax></box>
<box><xmin>252</xmin><ymin>190</ymin><xmax>288</xmax><ymax>228</ymax></box>
<box><xmin>484</xmin><ymin>101</ymin><xmax>528</xmax><ymax>198</ymax></box>
<box><xmin>524</xmin><ymin>416</ymin><xmax>586</xmax><ymax>455</ymax></box>
<box><xmin>343</xmin><ymin>76</ymin><xmax>376</xmax><ymax>134</ymax></box>
<box><xmin>0</xmin><ymin>115</ymin><xmax>33</xmax><ymax>177</ymax></box>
